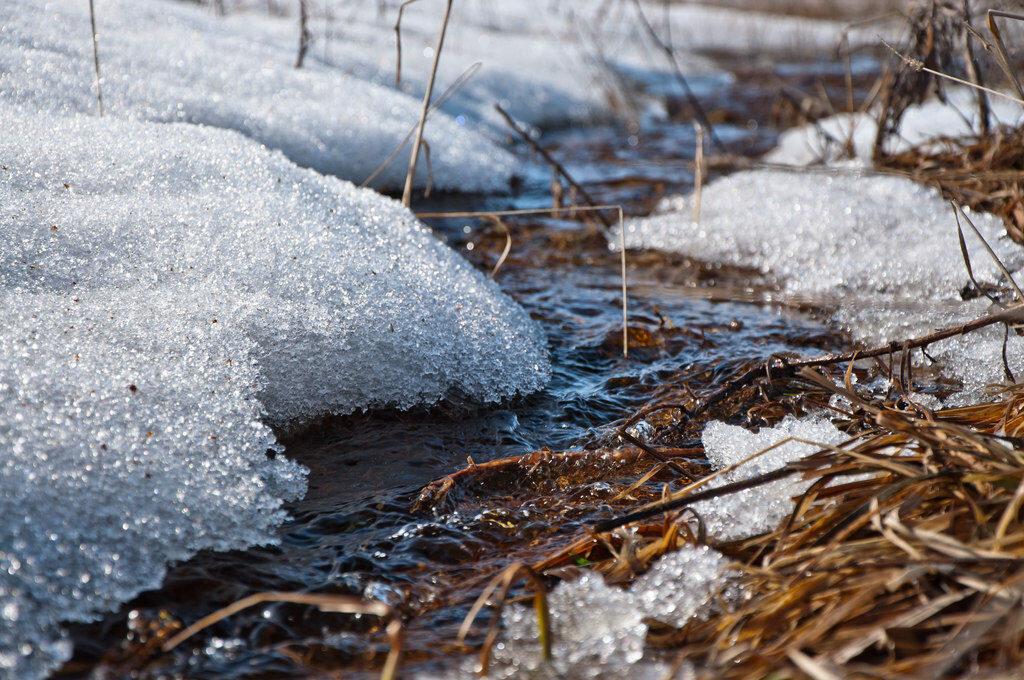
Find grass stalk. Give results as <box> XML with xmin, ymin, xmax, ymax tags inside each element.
<box><xmin>401</xmin><ymin>0</ymin><xmax>454</xmax><ymax>208</ymax></box>
<box><xmin>88</xmin><ymin>0</ymin><xmax>104</xmax><ymax>117</ymax></box>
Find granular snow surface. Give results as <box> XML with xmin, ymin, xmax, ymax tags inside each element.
<box><xmin>0</xmin><ymin>101</ymin><xmax>549</xmax><ymax>677</ymax></box>
<box><xmin>618</xmin><ymin>169</ymin><xmax>1024</xmax><ymax>401</ymax></box>
<box><xmin>0</xmin><ymin>0</ymin><xmax>514</xmax><ymax>192</ymax></box>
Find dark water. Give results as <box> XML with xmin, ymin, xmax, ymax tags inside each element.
<box><xmin>61</xmin><ymin>60</ymin><xmax>875</xmax><ymax>679</ymax></box>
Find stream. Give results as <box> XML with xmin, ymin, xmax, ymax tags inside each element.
<box><xmin>61</xmin><ymin>56</ymin><xmax>877</xmax><ymax>679</ymax></box>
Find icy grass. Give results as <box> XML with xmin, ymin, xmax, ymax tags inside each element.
<box><xmin>491</xmin><ymin>546</ymin><xmax>731</xmax><ymax>679</ymax></box>
<box><xmin>488</xmin><ymin>417</ymin><xmax>843</xmax><ymax>677</ymax></box>
<box><xmin>0</xmin><ymin>102</ymin><xmax>549</xmax><ymax>676</ymax></box>
<box><xmin>0</xmin><ymin>0</ymin><xmax>513</xmax><ymax>192</ymax></box>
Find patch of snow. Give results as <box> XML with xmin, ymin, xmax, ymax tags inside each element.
<box><xmin>488</xmin><ymin>545</ymin><xmax>730</xmax><ymax>678</ymax></box>
<box><xmin>0</xmin><ymin>102</ymin><xmax>550</xmax><ymax>676</ymax></box>
<box><xmin>768</xmin><ymin>89</ymin><xmax>1024</xmax><ymax>166</ymax></box>
<box><xmin>617</xmin><ymin>168</ymin><xmax>1024</xmax><ymax>400</ymax></box>
<box><xmin>0</xmin><ymin>0</ymin><xmax>514</xmax><ymax>192</ymax></box>
<box><xmin>622</xmin><ymin>170</ymin><xmax>1018</xmax><ymax>298</ymax></box>
<box><xmin>695</xmin><ymin>417</ymin><xmax>846</xmax><ymax>540</ymax></box>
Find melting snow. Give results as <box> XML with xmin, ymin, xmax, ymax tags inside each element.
<box><xmin>695</xmin><ymin>417</ymin><xmax>846</xmax><ymax>540</ymax></box>
<box><xmin>489</xmin><ymin>545</ymin><xmax>730</xmax><ymax>679</ymax></box>
<box><xmin>0</xmin><ymin>0</ymin><xmax>514</xmax><ymax>192</ymax></box>
<box><xmin>768</xmin><ymin>88</ymin><xmax>1024</xmax><ymax>166</ymax></box>
<box><xmin>0</xmin><ymin>101</ymin><xmax>549</xmax><ymax>676</ymax></box>
<box><xmin>618</xmin><ymin>168</ymin><xmax>1024</xmax><ymax>401</ymax></box>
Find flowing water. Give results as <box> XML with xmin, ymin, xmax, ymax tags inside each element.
<box><xmin>60</xmin><ymin>59</ymin><xmax>876</xmax><ymax>679</ymax></box>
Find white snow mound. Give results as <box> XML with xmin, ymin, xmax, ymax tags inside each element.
<box><xmin>617</xmin><ymin>168</ymin><xmax>1024</xmax><ymax>400</ymax></box>
<box><xmin>0</xmin><ymin>0</ymin><xmax>514</xmax><ymax>192</ymax></box>
<box><xmin>0</xmin><ymin>103</ymin><xmax>550</xmax><ymax>677</ymax></box>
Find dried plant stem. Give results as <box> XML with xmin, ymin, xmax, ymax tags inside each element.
<box><xmin>986</xmin><ymin>10</ymin><xmax>1024</xmax><ymax>103</ymax></box>
<box><xmin>692</xmin><ymin>123</ymin><xmax>704</xmax><ymax>224</ymax></box>
<box><xmin>629</xmin><ymin>0</ymin><xmax>724</xmax><ymax>152</ymax></box>
<box><xmin>394</xmin><ymin>0</ymin><xmax>421</xmax><ymax>86</ymax></box>
<box><xmin>882</xmin><ymin>39</ymin><xmax>1024</xmax><ymax>107</ymax></box>
<box><xmin>415</xmin><ymin>205</ymin><xmax>629</xmax><ymax>357</ymax></box>
<box><xmin>493</xmin><ymin>103</ymin><xmax>613</xmax><ymax>231</ymax></box>
<box><xmin>294</xmin><ymin>0</ymin><xmax>311</xmax><ymax>68</ymax></box>
<box><xmin>486</xmin><ymin>215</ymin><xmax>512</xmax><ymax>278</ymax></box>
<box><xmin>88</xmin><ymin>0</ymin><xmax>104</xmax><ymax>117</ymax></box>
<box><xmin>402</xmin><ymin>0</ymin><xmax>453</xmax><ymax>208</ymax></box>
<box><xmin>458</xmin><ymin>562</ymin><xmax>551</xmax><ymax>674</ymax></box>
<box><xmin>161</xmin><ymin>591</ymin><xmax>401</xmax><ymax>679</ymax></box>
<box><xmin>361</xmin><ymin>62</ymin><xmax>480</xmax><ymax>189</ymax></box>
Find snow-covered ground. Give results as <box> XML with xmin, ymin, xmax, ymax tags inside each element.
<box><xmin>0</xmin><ymin>0</ymin><xmax>514</xmax><ymax>192</ymax></box>
<box><xmin>0</xmin><ymin>100</ymin><xmax>551</xmax><ymax>677</ymax></box>
<box><xmin>768</xmin><ymin>88</ymin><xmax>1024</xmax><ymax>166</ymax></box>
<box><xmin>620</xmin><ymin>88</ymin><xmax>1024</xmax><ymax>403</ymax></box>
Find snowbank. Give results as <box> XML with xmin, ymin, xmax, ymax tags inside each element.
<box><xmin>207</xmin><ymin>0</ymin><xmax>880</xmax><ymax>131</ymax></box>
<box><xmin>491</xmin><ymin>545</ymin><xmax>730</xmax><ymax>678</ymax></box>
<box><xmin>0</xmin><ymin>0</ymin><xmax>514</xmax><ymax>192</ymax></box>
<box><xmin>768</xmin><ymin>89</ymin><xmax>1024</xmax><ymax>166</ymax></box>
<box><xmin>622</xmin><ymin>170</ymin><xmax>1018</xmax><ymax>297</ymax></box>
<box><xmin>617</xmin><ymin>168</ymin><xmax>1024</xmax><ymax>400</ymax></box>
<box><xmin>0</xmin><ymin>102</ymin><xmax>549</xmax><ymax>676</ymax></box>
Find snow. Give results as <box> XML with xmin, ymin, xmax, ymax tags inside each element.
<box><xmin>694</xmin><ymin>417</ymin><xmax>846</xmax><ymax>540</ymax></box>
<box><xmin>622</xmin><ymin>170</ymin><xmax>1019</xmax><ymax>298</ymax></box>
<box><xmin>489</xmin><ymin>545</ymin><xmax>730</xmax><ymax>679</ymax></box>
<box><xmin>617</xmin><ymin>167</ymin><xmax>1024</xmax><ymax>400</ymax></box>
<box><xmin>768</xmin><ymin>89</ymin><xmax>1024</xmax><ymax>166</ymax></box>
<box><xmin>0</xmin><ymin>101</ymin><xmax>549</xmax><ymax>677</ymax></box>
<box><xmin>0</xmin><ymin>0</ymin><xmax>514</xmax><ymax>192</ymax></box>
<box><xmin>186</xmin><ymin>0</ymin><xmax>880</xmax><ymax>132</ymax></box>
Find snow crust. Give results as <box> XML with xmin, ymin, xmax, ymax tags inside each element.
<box><xmin>623</xmin><ymin>170</ymin><xmax>1018</xmax><ymax>298</ymax></box>
<box><xmin>491</xmin><ymin>545</ymin><xmax>730</xmax><ymax>678</ymax></box>
<box><xmin>768</xmin><ymin>89</ymin><xmax>1024</xmax><ymax>166</ymax></box>
<box><xmin>619</xmin><ymin>168</ymin><xmax>1024</xmax><ymax>400</ymax></box>
<box><xmin>0</xmin><ymin>0</ymin><xmax>514</xmax><ymax>192</ymax></box>
<box><xmin>695</xmin><ymin>417</ymin><xmax>846</xmax><ymax>540</ymax></box>
<box><xmin>0</xmin><ymin>101</ymin><xmax>549</xmax><ymax>676</ymax></box>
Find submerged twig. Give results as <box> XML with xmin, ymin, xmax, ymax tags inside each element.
<box><xmin>161</xmin><ymin>592</ymin><xmax>402</xmax><ymax>680</ymax></box>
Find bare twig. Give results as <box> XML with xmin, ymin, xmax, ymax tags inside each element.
<box><xmin>692</xmin><ymin>122</ymin><xmax>704</xmax><ymax>224</ymax></box>
<box><xmin>88</xmin><ymin>0</ymin><xmax>104</xmax><ymax>117</ymax></box>
<box><xmin>394</xmin><ymin>0</ymin><xmax>421</xmax><ymax>87</ymax></box>
<box><xmin>361</xmin><ymin>62</ymin><xmax>480</xmax><ymax>189</ymax></box>
<box><xmin>493</xmin><ymin>103</ymin><xmax>613</xmax><ymax>231</ymax></box>
<box><xmin>986</xmin><ymin>10</ymin><xmax>1024</xmax><ymax>103</ymax></box>
<box><xmin>161</xmin><ymin>591</ymin><xmax>402</xmax><ymax>680</ymax></box>
<box><xmin>294</xmin><ymin>0</ymin><xmax>311</xmax><ymax>68</ymax></box>
<box><xmin>882</xmin><ymin>39</ymin><xmax>1024</xmax><ymax>106</ymax></box>
<box><xmin>402</xmin><ymin>0</ymin><xmax>454</xmax><ymax>207</ymax></box>
<box><xmin>629</xmin><ymin>0</ymin><xmax>724</xmax><ymax>152</ymax></box>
